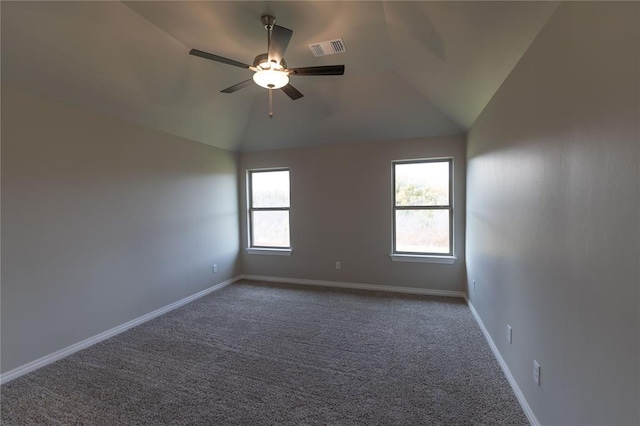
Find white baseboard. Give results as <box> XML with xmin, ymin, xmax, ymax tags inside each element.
<box><xmin>2</xmin><ymin>275</ymin><xmax>536</xmax><ymax>425</ymax></box>
<box><xmin>466</xmin><ymin>299</ymin><xmax>539</xmax><ymax>426</ymax></box>
<box><xmin>240</xmin><ymin>274</ymin><xmax>466</xmax><ymax>298</ymax></box>
<box><xmin>0</xmin><ymin>276</ymin><xmax>241</xmax><ymax>385</ymax></box>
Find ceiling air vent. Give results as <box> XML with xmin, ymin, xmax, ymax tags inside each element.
<box><xmin>308</xmin><ymin>38</ymin><xmax>347</xmax><ymax>57</ymax></box>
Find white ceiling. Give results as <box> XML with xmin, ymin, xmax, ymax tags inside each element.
<box><xmin>1</xmin><ymin>1</ymin><xmax>559</xmax><ymax>151</ymax></box>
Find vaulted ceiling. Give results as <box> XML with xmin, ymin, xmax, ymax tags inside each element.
<box><xmin>1</xmin><ymin>1</ymin><xmax>559</xmax><ymax>151</ymax></box>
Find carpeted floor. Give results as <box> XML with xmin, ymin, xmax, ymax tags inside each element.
<box><xmin>1</xmin><ymin>280</ymin><xmax>528</xmax><ymax>425</ymax></box>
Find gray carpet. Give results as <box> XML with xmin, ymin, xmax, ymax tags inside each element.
<box><xmin>1</xmin><ymin>280</ymin><xmax>528</xmax><ymax>425</ymax></box>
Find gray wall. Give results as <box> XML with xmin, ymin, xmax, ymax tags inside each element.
<box><xmin>1</xmin><ymin>86</ymin><xmax>241</xmax><ymax>373</ymax></box>
<box><xmin>466</xmin><ymin>2</ymin><xmax>639</xmax><ymax>425</ymax></box>
<box><xmin>240</xmin><ymin>136</ymin><xmax>466</xmax><ymax>292</ymax></box>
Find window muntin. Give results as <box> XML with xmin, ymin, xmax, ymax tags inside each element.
<box><xmin>248</xmin><ymin>169</ymin><xmax>290</xmax><ymax>249</ymax></box>
<box><xmin>393</xmin><ymin>159</ymin><xmax>453</xmax><ymax>256</ymax></box>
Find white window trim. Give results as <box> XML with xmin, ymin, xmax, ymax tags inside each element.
<box><xmin>246</xmin><ymin>248</ymin><xmax>292</xmax><ymax>256</ymax></box>
<box><xmin>247</xmin><ymin>168</ymin><xmax>291</xmax><ymax>251</ymax></box>
<box><xmin>390</xmin><ymin>254</ymin><xmax>456</xmax><ymax>264</ymax></box>
<box><xmin>391</xmin><ymin>157</ymin><xmax>455</xmax><ymax>259</ymax></box>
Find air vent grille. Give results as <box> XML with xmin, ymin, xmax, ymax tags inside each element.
<box><xmin>308</xmin><ymin>38</ymin><xmax>347</xmax><ymax>57</ymax></box>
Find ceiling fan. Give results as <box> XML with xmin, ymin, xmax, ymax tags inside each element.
<box><xmin>189</xmin><ymin>15</ymin><xmax>345</xmax><ymax>118</ymax></box>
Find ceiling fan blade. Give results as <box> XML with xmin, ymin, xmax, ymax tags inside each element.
<box><xmin>281</xmin><ymin>83</ymin><xmax>303</xmax><ymax>100</ymax></box>
<box><xmin>221</xmin><ymin>79</ymin><xmax>254</xmax><ymax>93</ymax></box>
<box><xmin>288</xmin><ymin>65</ymin><xmax>345</xmax><ymax>76</ymax></box>
<box><xmin>189</xmin><ymin>49</ymin><xmax>250</xmax><ymax>69</ymax></box>
<box><xmin>268</xmin><ymin>25</ymin><xmax>293</xmax><ymax>65</ymax></box>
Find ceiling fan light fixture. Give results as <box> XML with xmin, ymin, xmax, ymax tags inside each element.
<box><xmin>253</xmin><ymin>69</ymin><xmax>289</xmax><ymax>89</ymax></box>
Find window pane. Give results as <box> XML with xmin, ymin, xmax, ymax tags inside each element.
<box><xmin>252</xmin><ymin>211</ymin><xmax>290</xmax><ymax>247</ymax></box>
<box><xmin>395</xmin><ymin>162</ymin><xmax>449</xmax><ymax>206</ymax></box>
<box><xmin>395</xmin><ymin>209</ymin><xmax>450</xmax><ymax>253</ymax></box>
<box><xmin>252</xmin><ymin>170</ymin><xmax>290</xmax><ymax>208</ymax></box>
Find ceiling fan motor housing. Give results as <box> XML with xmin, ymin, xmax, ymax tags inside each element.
<box><xmin>253</xmin><ymin>53</ymin><xmax>286</xmax><ymax>70</ymax></box>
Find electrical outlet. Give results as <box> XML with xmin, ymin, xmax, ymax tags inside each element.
<box><xmin>473</xmin><ymin>280</ymin><xmax>476</xmax><ymax>291</ymax></box>
<box><xmin>507</xmin><ymin>325</ymin><xmax>512</xmax><ymax>344</ymax></box>
<box><xmin>335</xmin><ymin>261</ymin><xmax>341</xmax><ymax>270</ymax></box>
<box><xmin>213</xmin><ymin>264</ymin><xmax>218</xmax><ymax>273</ymax></box>
<box><xmin>533</xmin><ymin>360</ymin><xmax>540</xmax><ymax>386</ymax></box>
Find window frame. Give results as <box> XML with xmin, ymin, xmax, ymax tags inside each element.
<box><xmin>391</xmin><ymin>158</ymin><xmax>454</xmax><ymax>258</ymax></box>
<box><xmin>247</xmin><ymin>167</ymin><xmax>291</xmax><ymax>251</ymax></box>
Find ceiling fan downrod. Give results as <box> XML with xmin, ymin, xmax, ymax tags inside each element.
<box><xmin>269</xmin><ymin>88</ymin><xmax>274</xmax><ymax>118</ymax></box>
<box><xmin>264</xmin><ymin>15</ymin><xmax>276</xmax><ymax>118</ymax></box>
<box><xmin>262</xmin><ymin>15</ymin><xmax>276</xmax><ymax>60</ymax></box>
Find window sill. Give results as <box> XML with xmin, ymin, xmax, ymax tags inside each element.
<box><xmin>246</xmin><ymin>248</ymin><xmax>292</xmax><ymax>256</ymax></box>
<box><xmin>390</xmin><ymin>254</ymin><xmax>456</xmax><ymax>264</ymax></box>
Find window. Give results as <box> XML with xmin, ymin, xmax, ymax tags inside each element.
<box><xmin>392</xmin><ymin>159</ymin><xmax>453</xmax><ymax>259</ymax></box>
<box><xmin>248</xmin><ymin>169</ymin><xmax>290</xmax><ymax>251</ymax></box>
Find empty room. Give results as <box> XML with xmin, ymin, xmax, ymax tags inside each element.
<box><xmin>1</xmin><ymin>1</ymin><xmax>638</xmax><ymax>425</ymax></box>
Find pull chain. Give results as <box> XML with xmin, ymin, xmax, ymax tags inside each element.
<box><xmin>269</xmin><ymin>88</ymin><xmax>274</xmax><ymax>118</ymax></box>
